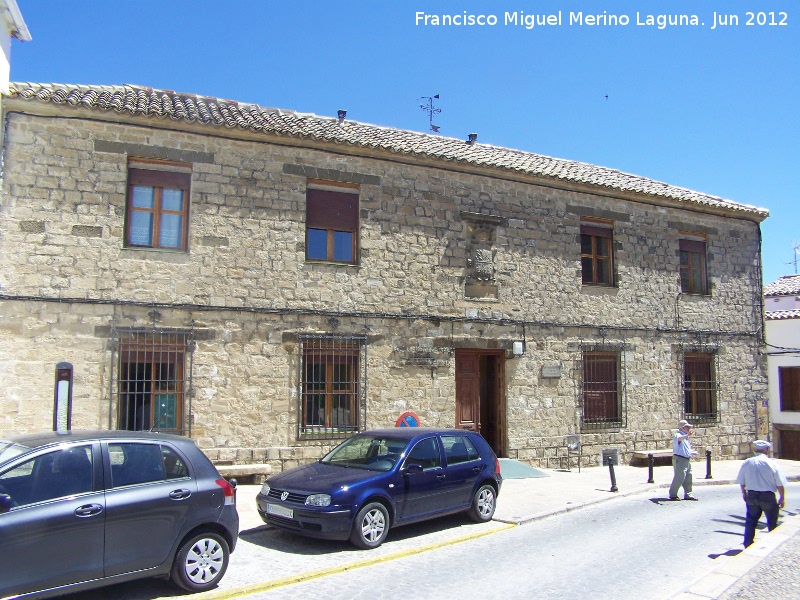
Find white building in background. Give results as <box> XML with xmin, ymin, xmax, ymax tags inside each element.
<box><xmin>0</xmin><ymin>0</ymin><xmax>30</xmax><ymax>93</ymax></box>
<box><xmin>764</xmin><ymin>274</ymin><xmax>800</xmax><ymax>460</ymax></box>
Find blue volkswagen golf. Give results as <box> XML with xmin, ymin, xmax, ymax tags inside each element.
<box><xmin>256</xmin><ymin>428</ymin><xmax>502</xmax><ymax>548</ymax></box>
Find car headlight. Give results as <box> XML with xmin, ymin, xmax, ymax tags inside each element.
<box><xmin>260</xmin><ymin>482</ymin><xmax>271</xmax><ymax>496</ymax></box>
<box><xmin>305</xmin><ymin>493</ymin><xmax>331</xmax><ymax>507</ymax></box>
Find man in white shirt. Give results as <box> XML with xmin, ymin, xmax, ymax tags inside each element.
<box><xmin>736</xmin><ymin>440</ymin><xmax>787</xmax><ymax>547</ymax></box>
<box><xmin>669</xmin><ymin>419</ymin><xmax>698</xmax><ymax>501</ymax></box>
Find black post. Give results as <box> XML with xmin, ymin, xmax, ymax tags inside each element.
<box><xmin>647</xmin><ymin>453</ymin><xmax>655</xmax><ymax>484</ymax></box>
<box><xmin>608</xmin><ymin>454</ymin><xmax>618</xmax><ymax>492</ymax></box>
<box><xmin>705</xmin><ymin>449</ymin><xmax>712</xmax><ymax>479</ymax></box>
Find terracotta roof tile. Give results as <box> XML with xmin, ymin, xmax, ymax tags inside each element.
<box><xmin>764</xmin><ymin>275</ymin><xmax>800</xmax><ymax>297</ymax></box>
<box><xmin>765</xmin><ymin>309</ymin><xmax>800</xmax><ymax>320</ymax></box>
<box><xmin>5</xmin><ymin>82</ymin><xmax>769</xmax><ymax>220</ymax></box>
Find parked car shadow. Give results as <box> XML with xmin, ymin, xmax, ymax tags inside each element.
<box><xmin>239</xmin><ymin>512</ymin><xmax>486</xmax><ymax>553</ymax></box>
<box><xmin>62</xmin><ymin>578</ymin><xmax>181</xmax><ymax>600</ymax></box>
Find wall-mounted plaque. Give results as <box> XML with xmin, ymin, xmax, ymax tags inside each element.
<box><xmin>541</xmin><ymin>364</ymin><xmax>562</xmax><ymax>378</ymax></box>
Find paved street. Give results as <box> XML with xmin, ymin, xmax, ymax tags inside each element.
<box><xmin>228</xmin><ymin>484</ymin><xmax>800</xmax><ymax>600</ymax></box>
<box><xmin>61</xmin><ymin>460</ymin><xmax>800</xmax><ymax>600</ymax></box>
<box><xmin>718</xmin><ymin>529</ymin><xmax>800</xmax><ymax>599</ymax></box>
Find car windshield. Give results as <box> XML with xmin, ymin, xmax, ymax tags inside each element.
<box><xmin>321</xmin><ymin>434</ymin><xmax>408</xmax><ymax>471</ymax></box>
<box><xmin>0</xmin><ymin>441</ymin><xmax>31</xmax><ymax>466</ymax></box>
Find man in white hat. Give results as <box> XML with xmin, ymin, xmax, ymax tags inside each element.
<box><xmin>669</xmin><ymin>419</ymin><xmax>698</xmax><ymax>501</ymax></box>
<box><xmin>736</xmin><ymin>440</ymin><xmax>787</xmax><ymax>547</ymax></box>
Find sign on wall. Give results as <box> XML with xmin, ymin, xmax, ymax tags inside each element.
<box><xmin>395</xmin><ymin>411</ymin><xmax>420</xmax><ymax>427</ymax></box>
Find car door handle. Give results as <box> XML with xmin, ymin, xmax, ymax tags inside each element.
<box><xmin>472</xmin><ymin>467</ymin><xmax>482</xmax><ymax>473</ymax></box>
<box><xmin>169</xmin><ymin>489</ymin><xmax>192</xmax><ymax>500</ymax></box>
<box><xmin>436</xmin><ymin>474</ymin><xmax>446</xmax><ymax>480</ymax></box>
<box><xmin>74</xmin><ymin>503</ymin><xmax>103</xmax><ymax>517</ymax></box>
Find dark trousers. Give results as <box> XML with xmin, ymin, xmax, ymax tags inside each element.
<box><xmin>743</xmin><ymin>490</ymin><xmax>780</xmax><ymax>547</ymax></box>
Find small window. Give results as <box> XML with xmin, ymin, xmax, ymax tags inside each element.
<box><xmin>405</xmin><ymin>437</ymin><xmax>442</xmax><ymax>470</ymax></box>
<box><xmin>0</xmin><ymin>446</ymin><xmax>94</xmax><ymax>507</ymax></box>
<box><xmin>162</xmin><ymin>446</ymin><xmax>189</xmax><ymax>479</ymax></box>
<box><xmin>683</xmin><ymin>353</ymin><xmax>717</xmax><ymax>420</ymax></box>
<box><xmin>582</xmin><ymin>351</ymin><xmax>621</xmax><ymax>427</ymax></box>
<box><xmin>306</xmin><ymin>186</ymin><xmax>359</xmax><ymax>264</ymax></box>
<box><xmin>110</xmin><ymin>443</ymin><xmax>166</xmax><ymax>487</ymax></box>
<box><xmin>442</xmin><ymin>435</ymin><xmax>479</xmax><ymax>465</ymax></box>
<box><xmin>580</xmin><ymin>223</ymin><xmax>614</xmax><ymax>286</ymax></box>
<box><xmin>126</xmin><ymin>166</ymin><xmax>191</xmax><ymax>251</ymax></box>
<box><xmin>779</xmin><ymin>367</ymin><xmax>800</xmax><ymax>412</ymax></box>
<box><xmin>679</xmin><ymin>238</ymin><xmax>708</xmax><ymax>294</ymax></box>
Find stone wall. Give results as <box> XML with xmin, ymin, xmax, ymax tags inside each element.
<box><xmin>0</xmin><ymin>110</ymin><xmax>767</xmax><ymax>470</ymax></box>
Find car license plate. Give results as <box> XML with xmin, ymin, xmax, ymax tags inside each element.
<box><xmin>267</xmin><ymin>503</ymin><xmax>293</xmax><ymax>519</ymax></box>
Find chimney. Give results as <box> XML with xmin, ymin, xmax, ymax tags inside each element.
<box><xmin>467</xmin><ymin>133</ymin><xmax>478</xmax><ymax>145</ymax></box>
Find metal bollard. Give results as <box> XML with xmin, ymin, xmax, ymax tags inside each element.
<box><xmin>647</xmin><ymin>453</ymin><xmax>655</xmax><ymax>484</ymax></box>
<box><xmin>705</xmin><ymin>449</ymin><xmax>712</xmax><ymax>479</ymax></box>
<box><xmin>607</xmin><ymin>454</ymin><xmax>619</xmax><ymax>492</ymax></box>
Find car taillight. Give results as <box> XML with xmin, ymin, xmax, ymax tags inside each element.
<box><xmin>495</xmin><ymin>458</ymin><xmax>501</xmax><ymax>474</ymax></box>
<box><xmin>215</xmin><ymin>478</ymin><xmax>236</xmax><ymax>506</ymax></box>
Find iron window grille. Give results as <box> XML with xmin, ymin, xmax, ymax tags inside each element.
<box><xmin>297</xmin><ymin>334</ymin><xmax>367</xmax><ymax>441</ymax></box>
<box><xmin>581</xmin><ymin>349</ymin><xmax>627</xmax><ymax>430</ymax></box>
<box><xmin>682</xmin><ymin>351</ymin><xmax>720</xmax><ymax>424</ymax></box>
<box><xmin>109</xmin><ymin>327</ymin><xmax>194</xmax><ymax>435</ymax></box>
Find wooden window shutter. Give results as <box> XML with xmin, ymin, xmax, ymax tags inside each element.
<box><xmin>580</xmin><ymin>224</ymin><xmax>612</xmax><ymax>238</ymax></box>
<box><xmin>779</xmin><ymin>367</ymin><xmax>800</xmax><ymax>411</ymax></box>
<box><xmin>307</xmin><ymin>189</ymin><xmax>358</xmax><ymax>230</ymax></box>
<box><xmin>129</xmin><ymin>169</ymin><xmax>190</xmax><ymax>189</ymax></box>
<box><xmin>679</xmin><ymin>239</ymin><xmax>706</xmax><ymax>253</ymax></box>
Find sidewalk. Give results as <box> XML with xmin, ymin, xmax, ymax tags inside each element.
<box><xmin>216</xmin><ymin>458</ymin><xmax>800</xmax><ymax>600</ymax></box>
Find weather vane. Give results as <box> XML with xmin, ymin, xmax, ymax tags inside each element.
<box><xmin>419</xmin><ymin>94</ymin><xmax>441</xmax><ymax>133</ymax></box>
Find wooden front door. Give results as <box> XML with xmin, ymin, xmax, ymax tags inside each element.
<box><xmin>455</xmin><ymin>349</ymin><xmax>506</xmax><ymax>457</ymax></box>
<box><xmin>778</xmin><ymin>429</ymin><xmax>800</xmax><ymax>460</ymax></box>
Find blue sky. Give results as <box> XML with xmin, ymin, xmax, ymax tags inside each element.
<box><xmin>9</xmin><ymin>0</ymin><xmax>799</xmax><ymax>284</ymax></box>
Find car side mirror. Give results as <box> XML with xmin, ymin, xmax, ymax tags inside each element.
<box><xmin>0</xmin><ymin>494</ymin><xmax>12</xmax><ymax>514</ymax></box>
<box><xmin>403</xmin><ymin>463</ymin><xmax>423</xmax><ymax>475</ymax></box>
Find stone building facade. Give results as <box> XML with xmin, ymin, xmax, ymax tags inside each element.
<box><xmin>0</xmin><ymin>83</ymin><xmax>769</xmax><ymax>471</ymax></box>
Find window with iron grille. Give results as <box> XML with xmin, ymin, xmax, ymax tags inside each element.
<box><xmin>298</xmin><ymin>335</ymin><xmax>366</xmax><ymax>440</ymax></box>
<box><xmin>779</xmin><ymin>366</ymin><xmax>800</xmax><ymax>412</ymax></box>
<box><xmin>110</xmin><ymin>329</ymin><xmax>193</xmax><ymax>435</ymax></box>
<box><xmin>679</xmin><ymin>237</ymin><xmax>708</xmax><ymax>295</ymax></box>
<box><xmin>305</xmin><ymin>185</ymin><xmax>359</xmax><ymax>264</ymax></box>
<box><xmin>580</xmin><ymin>222</ymin><xmax>614</xmax><ymax>286</ymax></box>
<box><xmin>683</xmin><ymin>352</ymin><xmax>718</xmax><ymax>421</ymax></box>
<box><xmin>582</xmin><ymin>350</ymin><xmax>624</xmax><ymax>429</ymax></box>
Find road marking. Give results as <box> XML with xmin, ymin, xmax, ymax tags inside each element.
<box><xmin>195</xmin><ymin>522</ymin><xmax>515</xmax><ymax>599</ymax></box>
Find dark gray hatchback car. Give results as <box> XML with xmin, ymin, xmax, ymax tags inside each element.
<box><xmin>0</xmin><ymin>430</ymin><xmax>239</xmax><ymax>599</ymax></box>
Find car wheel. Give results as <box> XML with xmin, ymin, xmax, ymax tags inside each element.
<box><xmin>349</xmin><ymin>502</ymin><xmax>390</xmax><ymax>549</ymax></box>
<box><xmin>171</xmin><ymin>531</ymin><xmax>229</xmax><ymax>592</ymax></box>
<box><xmin>468</xmin><ymin>484</ymin><xmax>496</xmax><ymax>523</ymax></box>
